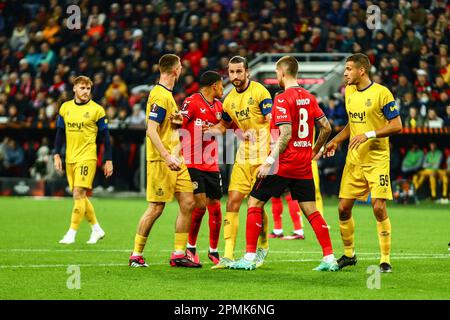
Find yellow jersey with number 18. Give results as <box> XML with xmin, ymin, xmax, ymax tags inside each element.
<box><xmin>345</xmin><ymin>82</ymin><xmax>399</xmax><ymax>166</ymax></box>
<box><xmin>222</xmin><ymin>81</ymin><xmax>273</xmax><ymax>163</ymax></box>
<box><xmin>59</xmin><ymin>99</ymin><xmax>106</xmax><ymax>164</ymax></box>
<box><xmin>146</xmin><ymin>84</ymin><xmax>180</xmax><ymax>161</ymax></box>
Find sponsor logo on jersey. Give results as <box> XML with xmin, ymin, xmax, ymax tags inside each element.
<box><xmin>349</xmin><ymin>111</ymin><xmax>366</xmax><ymax>122</ymax></box>
<box><xmin>276</xmin><ymin>106</ymin><xmax>286</xmax><ymax>114</ymax></box>
<box><xmin>67</xmin><ymin>122</ymin><xmax>84</xmax><ymax>130</ymax></box>
<box><xmin>200</xmin><ymin>108</ymin><xmax>206</xmax><ymax>114</ymax></box>
<box><xmin>235</xmin><ymin>107</ymin><xmax>250</xmax><ymax>121</ymax></box>
<box><xmin>277</xmin><ymin>99</ymin><xmax>285</xmax><ymax>103</ymax></box>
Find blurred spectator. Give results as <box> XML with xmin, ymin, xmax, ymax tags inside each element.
<box><xmin>105</xmin><ymin>75</ymin><xmax>128</xmax><ymax>108</ymax></box>
<box><xmin>424</xmin><ymin>108</ymin><xmax>444</xmax><ymax>128</ymax></box>
<box><xmin>401</xmin><ymin>143</ymin><xmax>424</xmax><ymax>179</ymax></box>
<box><xmin>404</xmin><ymin>106</ymin><xmax>424</xmax><ymax>128</ymax></box>
<box><xmin>444</xmin><ymin>105</ymin><xmax>450</xmax><ymax>127</ymax></box>
<box><xmin>3</xmin><ymin>138</ymin><xmax>26</xmax><ymax>177</ymax></box>
<box><xmin>126</xmin><ymin>104</ymin><xmax>146</xmax><ymax>129</ymax></box>
<box><xmin>413</xmin><ymin>142</ymin><xmax>443</xmax><ymax>200</ymax></box>
<box><xmin>10</xmin><ymin>24</ymin><xmax>29</xmax><ymax>51</ymax></box>
<box><xmin>29</xmin><ymin>144</ymin><xmax>60</xmax><ymax>180</ymax></box>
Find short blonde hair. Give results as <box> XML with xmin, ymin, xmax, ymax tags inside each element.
<box><xmin>73</xmin><ymin>75</ymin><xmax>93</xmax><ymax>87</ymax></box>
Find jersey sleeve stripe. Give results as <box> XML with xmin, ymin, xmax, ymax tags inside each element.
<box><xmin>314</xmin><ymin>114</ymin><xmax>325</xmax><ymax>121</ymax></box>
<box><xmin>275</xmin><ymin>121</ymin><xmax>291</xmax><ymax>126</ymax></box>
<box><xmin>382</xmin><ymin>101</ymin><xmax>400</xmax><ymax>120</ymax></box>
<box><xmin>259</xmin><ymin>98</ymin><xmax>273</xmax><ymax>116</ymax></box>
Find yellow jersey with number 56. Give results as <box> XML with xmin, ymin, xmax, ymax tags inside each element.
<box><xmin>345</xmin><ymin>82</ymin><xmax>399</xmax><ymax>166</ymax></box>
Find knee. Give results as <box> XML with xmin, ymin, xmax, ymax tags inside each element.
<box><xmin>73</xmin><ymin>188</ymin><xmax>86</xmax><ymax>200</ymax></box>
<box><xmin>372</xmin><ymin>201</ymin><xmax>387</xmax><ymax>220</ymax></box>
<box><xmin>338</xmin><ymin>202</ymin><xmax>352</xmax><ymax>220</ymax></box>
<box><xmin>182</xmin><ymin>198</ymin><xmax>196</xmax><ymax>214</ymax></box>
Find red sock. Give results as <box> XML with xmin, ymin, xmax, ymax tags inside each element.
<box><xmin>307</xmin><ymin>211</ymin><xmax>333</xmax><ymax>256</ymax></box>
<box><xmin>188</xmin><ymin>207</ymin><xmax>206</xmax><ymax>246</ymax></box>
<box><xmin>207</xmin><ymin>202</ymin><xmax>222</xmax><ymax>250</ymax></box>
<box><xmin>271</xmin><ymin>197</ymin><xmax>283</xmax><ymax>230</ymax></box>
<box><xmin>285</xmin><ymin>194</ymin><xmax>302</xmax><ymax>230</ymax></box>
<box><xmin>246</xmin><ymin>207</ymin><xmax>263</xmax><ymax>253</ymax></box>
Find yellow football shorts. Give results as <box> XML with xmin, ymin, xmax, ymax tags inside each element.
<box><xmin>228</xmin><ymin>162</ymin><xmax>262</xmax><ymax>195</ymax></box>
<box><xmin>66</xmin><ymin>160</ymin><xmax>97</xmax><ymax>191</ymax></box>
<box><xmin>147</xmin><ymin>160</ymin><xmax>193</xmax><ymax>202</ymax></box>
<box><xmin>339</xmin><ymin>162</ymin><xmax>393</xmax><ymax>201</ymax></box>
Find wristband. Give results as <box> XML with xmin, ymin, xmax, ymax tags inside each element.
<box><xmin>265</xmin><ymin>156</ymin><xmax>275</xmax><ymax>165</ymax></box>
<box><xmin>364</xmin><ymin>131</ymin><xmax>376</xmax><ymax>139</ymax></box>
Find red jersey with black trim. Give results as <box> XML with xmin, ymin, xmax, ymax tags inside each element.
<box><xmin>271</xmin><ymin>86</ymin><xmax>324</xmax><ymax>179</ymax></box>
<box><xmin>181</xmin><ymin>92</ymin><xmax>223</xmax><ymax>172</ymax></box>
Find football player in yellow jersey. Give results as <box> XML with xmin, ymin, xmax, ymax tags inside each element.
<box><xmin>54</xmin><ymin>76</ymin><xmax>113</xmax><ymax>245</ymax></box>
<box><xmin>323</xmin><ymin>54</ymin><xmax>402</xmax><ymax>273</ymax></box>
<box><xmin>128</xmin><ymin>54</ymin><xmax>200</xmax><ymax>268</ymax></box>
<box><xmin>205</xmin><ymin>56</ymin><xmax>273</xmax><ymax>269</ymax></box>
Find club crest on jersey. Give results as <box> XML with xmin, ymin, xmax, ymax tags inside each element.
<box><xmin>156</xmin><ymin>187</ymin><xmax>164</xmax><ymax>196</ymax></box>
<box><xmin>83</xmin><ymin>112</ymin><xmax>90</xmax><ymax>119</ymax></box>
<box><xmin>216</xmin><ymin>112</ymin><xmax>222</xmax><ymax>120</ymax></box>
<box><xmin>247</xmin><ymin>97</ymin><xmax>255</xmax><ymax>105</ymax></box>
<box><xmin>365</xmin><ymin>99</ymin><xmax>372</xmax><ymax>107</ymax></box>
<box><xmin>231</xmin><ymin>103</ymin><xmax>236</xmax><ymax>110</ymax></box>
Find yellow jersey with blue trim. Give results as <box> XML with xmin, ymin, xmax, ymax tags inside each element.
<box><xmin>146</xmin><ymin>83</ymin><xmax>180</xmax><ymax>161</ymax></box>
<box><xmin>345</xmin><ymin>82</ymin><xmax>399</xmax><ymax>166</ymax></box>
<box><xmin>222</xmin><ymin>81</ymin><xmax>273</xmax><ymax>163</ymax></box>
<box><xmin>58</xmin><ymin>99</ymin><xmax>106</xmax><ymax>164</ymax></box>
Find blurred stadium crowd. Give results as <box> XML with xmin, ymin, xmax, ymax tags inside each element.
<box><xmin>0</xmin><ymin>0</ymin><xmax>449</xmax><ymax>197</ymax></box>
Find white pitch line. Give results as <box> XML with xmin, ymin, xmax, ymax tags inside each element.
<box><xmin>0</xmin><ymin>248</ymin><xmax>448</xmax><ymax>257</ymax></box>
<box><xmin>0</xmin><ymin>255</ymin><xmax>448</xmax><ymax>269</ymax></box>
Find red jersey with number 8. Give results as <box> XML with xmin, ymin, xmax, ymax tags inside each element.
<box><xmin>271</xmin><ymin>86</ymin><xmax>324</xmax><ymax>179</ymax></box>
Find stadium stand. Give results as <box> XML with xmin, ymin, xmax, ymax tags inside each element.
<box><xmin>0</xmin><ymin>0</ymin><xmax>449</xmax><ymax>197</ymax></box>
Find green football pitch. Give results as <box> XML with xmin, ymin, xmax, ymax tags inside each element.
<box><xmin>0</xmin><ymin>197</ymin><xmax>449</xmax><ymax>300</ymax></box>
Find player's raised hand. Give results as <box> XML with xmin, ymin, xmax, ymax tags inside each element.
<box><xmin>163</xmin><ymin>154</ymin><xmax>181</xmax><ymax>171</ymax></box>
<box><xmin>322</xmin><ymin>140</ymin><xmax>338</xmax><ymax>158</ymax></box>
<box><xmin>104</xmin><ymin>160</ymin><xmax>113</xmax><ymax>178</ymax></box>
<box><xmin>349</xmin><ymin>134</ymin><xmax>368</xmax><ymax>150</ymax></box>
<box><xmin>54</xmin><ymin>154</ymin><xmax>63</xmax><ymax>173</ymax></box>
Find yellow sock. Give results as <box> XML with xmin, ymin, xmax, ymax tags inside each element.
<box><xmin>223</xmin><ymin>211</ymin><xmax>239</xmax><ymax>259</ymax></box>
<box><xmin>70</xmin><ymin>199</ymin><xmax>86</xmax><ymax>230</ymax></box>
<box><xmin>257</xmin><ymin>210</ymin><xmax>269</xmax><ymax>250</ymax></box>
<box><xmin>133</xmin><ymin>234</ymin><xmax>148</xmax><ymax>255</ymax></box>
<box><xmin>377</xmin><ymin>218</ymin><xmax>391</xmax><ymax>264</ymax></box>
<box><xmin>339</xmin><ymin>217</ymin><xmax>355</xmax><ymax>258</ymax></box>
<box><xmin>85</xmin><ymin>198</ymin><xmax>98</xmax><ymax>225</ymax></box>
<box><xmin>174</xmin><ymin>232</ymin><xmax>188</xmax><ymax>253</ymax></box>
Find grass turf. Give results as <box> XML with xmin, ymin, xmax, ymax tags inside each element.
<box><xmin>0</xmin><ymin>197</ymin><xmax>448</xmax><ymax>300</ymax></box>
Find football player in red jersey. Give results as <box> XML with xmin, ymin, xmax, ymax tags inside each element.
<box><xmin>231</xmin><ymin>56</ymin><xmax>339</xmax><ymax>271</ymax></box>
<box><xmin>180</xmin><ymin>71</ymin><xmax>224</xmax><ymax>265</ymax></box>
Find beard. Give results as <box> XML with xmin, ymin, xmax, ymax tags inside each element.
<box><xmin>232</xmin><ymin>79</ymin><xmax>244</xmax><ymax>88</ymax></box>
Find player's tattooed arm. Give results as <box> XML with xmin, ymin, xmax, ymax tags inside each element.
<box><xmin>269</xmin><ymin>124</ymin><xmax>292</xmax><ymax>161</ymax></box>
<box><xmin>258</xmin><ymin>124</ymin><xmax>291</xmax><ymax>178</ymax></box>
<box><xmin>312</xmin><ymin>116</ymin><xmax>332</xmax><ymax>160</ymax></box>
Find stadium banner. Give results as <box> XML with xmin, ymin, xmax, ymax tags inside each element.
<box><xmin>0</xmin><ymin>178</ymin><xmax>71</xmax><ymax>197</ymax></box>
<box><xmin>0</xmin><ymin>178</ymin><xmax>45</xmax><ymax>196</ymax></box>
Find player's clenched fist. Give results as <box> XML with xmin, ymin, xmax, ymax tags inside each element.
<box><xmin>323</xmin><ymin>140</ymin><xmax>338</xmax><ymax>158</ymax></box>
